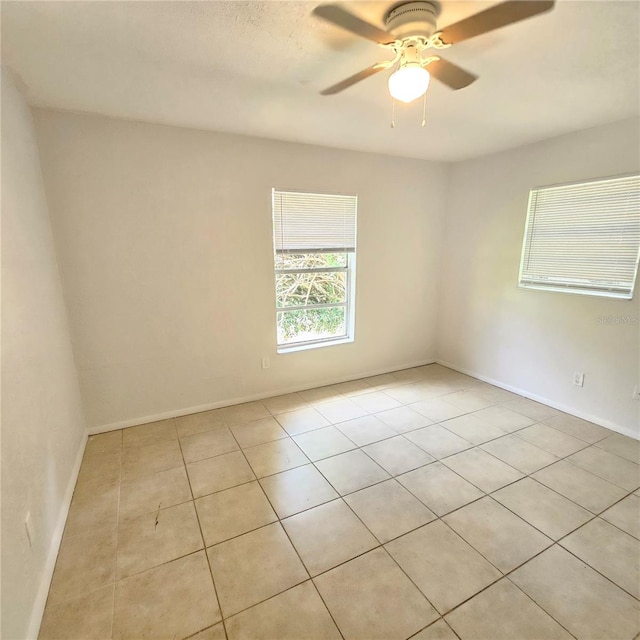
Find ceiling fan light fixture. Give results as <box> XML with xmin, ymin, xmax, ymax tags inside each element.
<box><xmin>388</xmin><ymin>64</ymin><xmax>430</xmax><ymax>103</ymax></box>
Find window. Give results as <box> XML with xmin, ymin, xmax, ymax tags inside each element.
<box><xmin>272</xmin><ymin>189</ymin><xmax>357</xmax><ymax>351</ymax></box>
<box><xmin>519</xmin><ymin>174</ymin><xmax>640</xmax><ymax>299</ymax></box>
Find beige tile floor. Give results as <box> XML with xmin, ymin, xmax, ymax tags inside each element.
<box><xmin>39</xmin><ymin>364</ymin><xmax>640</xmax><ymax>640</ymax></box>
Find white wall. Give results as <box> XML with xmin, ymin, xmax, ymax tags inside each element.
<box><xmin>1</xmin><ymin>73</ymin><xmax>87</xmax><ymax>639</ymax></box>
<box><xmin>33</xmin><ymin>109</ymin><xmax>447</xmax><ymax>431</ymax></box>
<box><xmin>438</xmin><ymin>118</ymin><xmax>640</xmax><ymax>438</ymax></box>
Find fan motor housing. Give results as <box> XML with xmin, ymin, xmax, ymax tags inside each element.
<box><xmin>385</xmin><ymin>1</ymin><xmax>440</xmax><ymax>39</ymax></box>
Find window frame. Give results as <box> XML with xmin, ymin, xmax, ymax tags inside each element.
<box><xmin>275</xmin><ymin>253</ymin><xmax>356</xmax><ymax>352</ymax></box>
<box><xmin>271</xmin><ymin>189</ymin><xmax>357</xmax><ymax>353</ymax></box>
<box><xmin>517</xmin><ymin>173</ymin><xmax>640</xmax><ymax>300</ymax></box>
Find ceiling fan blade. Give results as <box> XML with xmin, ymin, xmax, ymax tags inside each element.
<box><xmin>439</xmin><ymin>1</ymin><xmax>555</xmax><ymax>45</ymax></box>
<box><xmin>320</xmin><ymin>64</ymin><xmax>389</xmax><ymax>95</ymax></box>
<box><xmin>313</xmin><ymin>4</ymin><xmax>396</xmax><ymax>45</ymax></box>
<box><xmin>428</xmin><ymin>59</ymin><xmax>478</xmax><ymax>90</ymax></box>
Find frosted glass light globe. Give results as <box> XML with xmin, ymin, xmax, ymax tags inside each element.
<box><xmin>388</xmin><ymin>65</ymin><xmax>430</xmax><ymax>104</ymax></box>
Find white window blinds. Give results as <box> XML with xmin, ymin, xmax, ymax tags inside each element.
<box><xmin>273</xmin><ymin>190</ymin><xmax>357</xmax><ymax>254</ymax></box>
<box><xmin>519</xmin><ymin>174</ymin><xmax>640</xmax><ymax>299</ymax></box>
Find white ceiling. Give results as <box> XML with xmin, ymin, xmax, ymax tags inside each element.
<box><xmin>2</xmin><ymin>1</ymin><xmax>638</xmax><ymax>161</ymax></box>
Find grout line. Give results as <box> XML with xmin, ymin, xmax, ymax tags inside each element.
<box><xmin>504</xmin><ymin>575</ymin><xmax>580</xmax><ymax>639</ymax></box>
<box><xmin>214</xmin><ymin>421</ymin><xmax>337</xmax><ymax>633</ymax></box>
<box><xmin>49</xmin><ymin>366</ymin><xmax>640</xmax><ymax>639</ymax></box>
<box><xmin>109</xmin><ymin>428</ymin><xmax>124</xmax><ymax>639</ymax></box>
<box><xmin>174</xmin><ymin>419</ymin><xmax>228</xmax><ymax>638</ymax></box>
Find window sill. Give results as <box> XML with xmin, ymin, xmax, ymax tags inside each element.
<box><xmin>277</xmin><ymin>336</ymin><xmax>354</xmax><ymax>354</ymax></box>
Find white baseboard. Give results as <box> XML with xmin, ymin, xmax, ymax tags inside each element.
<box><xmin>27</xmin><ymin>431</ymin><xmax>88</xmax><ymax>640</ymax></box>
<box><xmin>88</xmin><ymin>358</ymin><xmax>437</xmax><ymax>434</ymax></box>
<box><xmin>436</xmin><ymin>359</ymin><xmax>639</xmax><ymax>441</ymax></box>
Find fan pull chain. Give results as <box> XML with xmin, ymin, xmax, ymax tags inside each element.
<box><xmin>421</xmin><ymin>90</ymin><xmax>427</xmax><ymax>127</ymax></box>
<box><xmin>391</xmin><ymin>97</ymin><xmax>396</xmax><ymax>128</ymax></box>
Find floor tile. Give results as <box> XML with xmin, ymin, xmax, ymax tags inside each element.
<box><xmin>113</xmin><ymin>551</ymin><xmax>220</xmax><ymax>639</ymax></box>
<box><xmin>397</xmin><ymin>461</ymin><xmax>484</xmax><ymax>516</ymax></box>
<box><xmin>119</xmin><ymin>465</ymin><xmax>191</xmax><ymax>520</ymax></box>
<box><xmin>181</xmin><ymin>427</ymin><xmax>239</xmax><ymax>464</ymax></box>
<box><xmin>225</xmin><ymin>581</ymin><xmax>341</xmax><ymax>640</ymax></box>
<box><xmin>374</xmin><ymin>405</ymin><xmax>432</xmax><ymax>433</ymax></box>
<box><xmin>221</xmin><ymin>401</ymin><xmax>271</xmax><ymax>425</ymax></box>
<box><xmin>122</xmin><ymin>439</ymin><xmax>183</xmax><ymax>481</ymax></box>
<box><xmin>274</xmin><ymin>407</ymin><xmax>331</xmax><ymax>436</ymax></box>
<box><xmin>293</xmin><ymin>426</ymin><xmax>356</xmax><ymax>461</ymax></box>
<box><xmin>76</xmin><ymin>448</ymin><xmax>121</xmax><ymax>487</ymax></box>
<box><xmin>443</xmin><ymin>497</ymin><xmax>551</xmax><ymax>573</ymax></box>
<box><xmin>411</xmin><ymin>620</ymin><xmax>458</xmax><ymax>640</ymax></box>
<box><xmin>502</xmin><ymin>397</ymin><xmax>560</xmax><ymax>422</ymax></box>
<box><xmin>600</xmin><ymin>494</ymin><xmax>640</xmax><ymax>539</ymax></box>
<box><xmin>230</xmin><ymin>416</ymin><xmax>288</xmax><ymax>449</ymax></box>
<box><xmin>595</xmin><ymin>432</ymin><xmax>640</xmax><ymax>463</ymax></box>
<box><xmin>473</xmin><ymin>385</ymin><xmax>521</xmax><ymax>404</ymax></box>
<box><xmin>262</xmin><ymin>392</ymin><xmax>309</xmax><ymax>415</ymax></box>
<box><xmin>352</xmin><ymin>391</ymin><xmax>402</xmax><ymax>413</ymax></box>
<box><xmin>391</xmin><ymin>367</ymin><xmax>428</xmax><ymax>383</ymax></box>
<box><xmin>445</xmin><ymin>578</ymin><xmax>572</xmax><ymax>640</ymax></box>
<box><xmin>49</xmin><ymin>370</ymin><xmax>639</xmax><ymax>640</ymax></box>
<box><xmin>282</xmin><ymin>499</ymin><xmax>378</xmax><ymax>576</ymax></box>
<box><xmin>333</xmin><ymin>379</ymin><xmax>375</xmax><ymax>397</ymax></box>
<box><xmin>440</xmin><ymin>414</ymin><xmax>506</xmax><ymax>445</ymax></box>
<box><xmin>409</xmin><ymin>397</ymin><xmax>468</xmax><ymax>422</ymax></box>
<box><xmin>544</xmin><ymin>412</ymin><xmax>611</xmax><ymax>444</ymax></box>
<box><xmin>335</xmin><ymin>415</ymin><xmax>396</xmax><ymax>446</ymax></box>
<box><xmin>386</xmin><ymin>520</ymin><xmax>500</xmax><ymax>614</ymax></box>
<box><xmin>493</xmin><ymin>478</ymin><xmax>592</xmax><ymax>540</ymax></box>
<box><xmin>567</xmin><ymin>446</ymin><xmax>640</xmax><ymax>491</ymax></box>
<box><xmin>84</xmin><ymin>430</ymin><xmax>122</xmax><ymax>456</ymax></box>
<box><xmin>189</xmin><ymin>624</ymin><xmax>226</xmax><ymax>640</ymax></box>
<box><xmin>297</xmin><ymin>385</ymin><xmax>343</xmax><ymax>405</ymax></box>
<box><xmin>123</xmin><ymin>419</ymin><xmax>177</xmax><ymax>450</ymax></box>
<box><xmin>187</xmin><ymin>450</ymin><xmax>255</xmax><ymax>498</ymax></box>
<box><xmin>207</xmin><ymin>522</ymin><xmax>308</xmax><ymax>617</ymax></box>
<box><xmin>39</xmin><ymin>584</ymin><xmax>114</xmax><ymax>640</ymax></box>
<box><xmin>443</xmin><ymin>390</ymin><xmax>494</xmax><ymax>412</ymax></box>
<box><xmin>442</xmin><ymin>448</ymin><xmax>523</xmax><ymax>493</ymax></box>
<box><xmin>405</xmin><ymin>425</ymin><xmax>473</xmax><ymax>459</ymax></box>
<box><xmin>469</xmin><ymin>406</ymin><xmax>535</xmax><ymax>433</ymax></box>
<box><xmin>316</xmin><ymin>398</ymin><xmax>369</xmax><ymax>423</ymax></box>
<box><xmin>195</xmin><ymin>481</ymin><xmax>277</xmax><ymax>546</ymax></box>
<box><xmin>385</xmin><ymin>382</ymin><xmax>435</xmax><ymax>404</ymax></box>
<box><xmin>64</xmin><ymin>482</ymin><xmax>119</xmax><ymax>536</ymax></box>
<box><xmin>480</xmin><ymin>434</ymin><xmax>558</xmax><ymax>474</ymax></box>
<box><xmin>314</xmin><ymin>548</ymin><xmax>438</xmax><ymax>640</ymax></box>
<box><xmin>315</xmin><ymin>449</ymin><xmax>390</xmax><ymax>495</ymax></box>
<box><xmin>516</xmin><ymin>424</ymin><xmax>588</xmax><ymax>457</ymax></box>
<box><xmin>344</xmin><ymin>479</ymin><xmax>435</xmax><ymax>543</ymax></box>
<box><xmin>243</xmin><ymin>438</ymin><xmax>309</xmax><ymax>478</ymax></box>
<box><xmin>117</xmin><ymin>501</ymin><xmax>203</xmax><ymax>579</ymax></box>
<box><xmin>362</xmin><ymin>372</ymin><xmax>402</xmax><ymax>390</ymax></box>
<box><xmin>560</xmin><ymin>518</ymin><xmax>640</xmax><ymax>598</ymax></box>
<box><xmin>415</xmin><ymin>381</ymin><xmax>459</xmax><ymax>398</ymax></box>
<box><xmin>71</xmin><ymin>473</ymin><xmax>119</xmax><ymax>509</ymax></box>
<box><xmin>363</xmin><ymin>436</ymin><xmax>434</xmax><ymax>476</ymax></box>
<box><xmin>532</xmin><ymin>460</ymin><xmax>627</xmax><ymax>513</ymax></box>
<box><xmin>176</xmin><ymin>409</ymin><xmax>227</xmax><ymax>438</ymax></box>
<box><xmin>259</xmin><ymin>464</ymin><xmax>338</xmax><ymax>519</ymax></box>
<box><xmin>47</xmin><ymin>525</ymin><xmax>117</xmax><ymax>604</ymax></box>
<box><xmin>511</xmin><ymin>545</ymin><xmax>640</xmax><ymax>640</ymax></box>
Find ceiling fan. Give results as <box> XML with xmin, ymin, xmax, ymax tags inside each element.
<box><xmin>314</xmin><ymin>1</ymin><xmax>555</xmax><ymax>103</ymax></box>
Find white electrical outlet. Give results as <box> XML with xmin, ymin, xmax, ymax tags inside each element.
<box><xmin>24</xmin><ymin>512</ymin><xmax>34</xmax><ymax>547</ymax></box>
<box><xmin>573</xmin><ymin>372</ymin><xmax>585</xmax><ymax>387</ymax></box>
<box><xmin>261</xmin><ymin>357</ymin><xmax>270</xmax><ymax>370</ymax></box>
